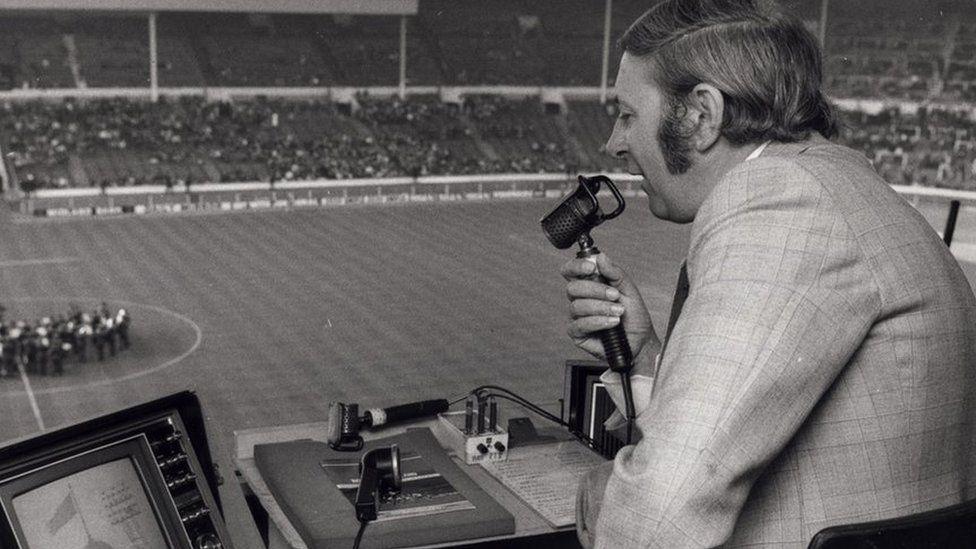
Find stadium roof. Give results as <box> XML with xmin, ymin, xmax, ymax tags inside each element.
<box><xmin>0</xmin><ymin>0</ymin><xmax>417</xmax><ymax>15</ymax></box>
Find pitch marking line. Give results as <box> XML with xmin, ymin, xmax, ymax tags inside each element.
<box><xmin>0</xmin><ymin>257</ymin><xmax>80</xmax><ymax>267</ymax></box>
<box><xmin>16</xmin><ymin>363</ymin><xmax>45</xmax><ymax>431</ymax></box>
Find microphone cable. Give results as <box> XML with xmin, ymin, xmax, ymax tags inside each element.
<box><xmin>352</xmin><ymin>520</ymin><xmax>367</xmax><ymax>549</ymax></box>
<box><xmin>618</xmin><ymin>373</ymin><xmax>635</xmax><ymax>445</ymax></box>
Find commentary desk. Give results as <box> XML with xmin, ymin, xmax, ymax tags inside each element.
<box><xmin>234</xmin><ymin>417</ymin><xmax>585</xmax><ymax>549</ymax></box>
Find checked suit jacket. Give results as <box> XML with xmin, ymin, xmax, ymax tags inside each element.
<box><xmin>590</xmin><ymin>135</ymin><xmax>976</xmax><ymax>547</ymax></box>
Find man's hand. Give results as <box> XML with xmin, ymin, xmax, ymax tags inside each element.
<box><xmin>576</xmin><ymin>460</ymin><xmax>614</xmax><ymax>548</ymax></box>
<box><xmin>561</xmin><ymin>253</ymin><xmax>659</xmax><ymax>364</ymax></box>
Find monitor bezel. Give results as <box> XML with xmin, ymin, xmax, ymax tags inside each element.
<box><xmin>0</xmin><ymin>434</ymin><xmax>189</xmax><ymax>549</ymax></box>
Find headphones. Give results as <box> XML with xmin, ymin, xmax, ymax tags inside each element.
<box><xmin>354</xmin><ymin>444</ymin><xmax>402</xmax><ymax>523</ymax></box>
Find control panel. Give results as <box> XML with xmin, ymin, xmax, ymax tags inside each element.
<box><xmin>437</xmin><ymin>410</ymin><xmax>510</xmax><ymax>465</ymax></box>
<box><xmin>144</xmin><ymin>418</ymin><xmax>229</xmax><ymax>549</ymax></box>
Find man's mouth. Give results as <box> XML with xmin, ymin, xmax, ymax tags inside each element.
<box><xmin>640</xmin><ymin>179</ymin><xmax>652</xmax><ymax>196</ymax></box>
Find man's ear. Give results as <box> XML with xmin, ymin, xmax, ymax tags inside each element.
<box><xmin>686</xmin><ymin>83</ymin><xmax>725</xmax><ymax>152</ymax></box>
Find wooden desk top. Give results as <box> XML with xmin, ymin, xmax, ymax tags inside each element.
<box><xmin>233</xmin><ymin>417</ymin><xmax>579</xmax><ymax>549</ymax></box>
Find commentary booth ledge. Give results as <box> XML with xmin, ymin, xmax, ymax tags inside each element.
<box><xmin>233</xmin><ymin>410</ymin><xmax>586</xmax><ymax>549</ymax></box>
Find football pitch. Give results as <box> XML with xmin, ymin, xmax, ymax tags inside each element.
<box><xmin>0</xmin><ymin>198</ymin><xmax>692</xmax><ymax>545</ymax></box>
<box><xmin>2</xmin><ymin>197</ymin><xmax>973</xmax><ymax>547</ymax></box>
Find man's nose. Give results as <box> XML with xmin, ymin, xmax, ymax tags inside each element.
<box><xmin>604</xmin><ymin>133</ymin><xmax>626</xmax><ymax>160</ymax></box>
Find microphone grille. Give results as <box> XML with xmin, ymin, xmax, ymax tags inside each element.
<box><xmin>541</xmin><ymin>199</ymin><xmax>591</xmax><ymax>249</ymax></box>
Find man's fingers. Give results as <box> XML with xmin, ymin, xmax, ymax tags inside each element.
<box><xmin>569</xmin><ymin>299</ymin><xmax>626</xmax><ymax>319</ymax></box>
<box><xmin>566</xmin><ymin>280</ymin><xmax>621</xmax><ymax>301</ymax></box>
<box><xmin>568</xmin><ymin>316</ymin><xmax>621</xmax><ymax>338</ymax></box>
<box><xmin>562</xmin><ymin>255</ymin><xmax>631</xmax><ymax>292</ymax></box>
<box><xmin>560</xmin><ymin>258</ymin><xmax>598</xmax><ymax>280</ymax></box>
<box><xmin>569</xmin><ymin>336</ymin><xmax>606</xmax><ymax>358</ymax></box>
<box><xmin>591</xmin><ymin>253</ymin><xmax>624</xmax><ymax>282</ymax></box>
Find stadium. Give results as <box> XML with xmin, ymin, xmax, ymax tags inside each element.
<box><xmin>1</xmin><ymin>0</ymin><xmax>976</xmax><ymax>548</ymax></box>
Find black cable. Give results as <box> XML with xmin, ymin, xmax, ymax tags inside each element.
<box><xmin>470</xmin><ymin>385</ymin><xmax>567</xmax><ymax>424</ymax></box>
<box><xmin>352</xmin><ymin>520</ymin><xmax>368</xmax><ymax>549</ymax></box>
<box><xmin>619</xmin><ymin>372</ymin><xmax>636</xmax><ymax>445</ymax></box>
<box><xmin>457</xmin><ymin>384</ymin><xmax>597</xmax><ymax>448</ymax></box>
<box><xmin>482</xmin><ymin>393</ymin><xmax>597</xmax><ymax>448</ymax></box>
<box><xmin>469</xmin><ymin>385</ymin><xmax>563</xmax><ymax>424</ymax></box>
<box><xmin>483</xmin><ymin>393</ymin><xmax>564</xmax><ymax>427</ymax></box>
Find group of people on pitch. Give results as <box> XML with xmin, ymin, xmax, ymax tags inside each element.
<box><xmin>0</xmin><ymin>303</ymin><xmax>131</xmax><ymax>377</ymax></box>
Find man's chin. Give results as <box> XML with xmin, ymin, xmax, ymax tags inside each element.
<box><xmin>647</xmin><ymin>197</ymin><xmax>668</xmax><ymax>219</ymax></box>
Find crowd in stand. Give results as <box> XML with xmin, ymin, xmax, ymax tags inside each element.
<box><xmin>8</xmin><ymin>95</ymin><xmax>976</xmax><ymax>193</ymax></box>
<box><xmin>0</xmin><ymin>303</ymin><xmax>131</xmax><ymax>377</ymax></box>
<box><xmin>838</xmin><ymin>107</ymin><xmax>976</xmax><ymax>190</ymax></box>
<box><xmin>2</xmin><ymin>95</ymin><xmax>581</xmax><ymax>192</ymax></box>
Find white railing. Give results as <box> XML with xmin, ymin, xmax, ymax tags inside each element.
<box><xmin>31</xmin><ymin>174</ymin><xmax>976</xmax><ymax>202</ymax></box>
<box><xmin>31</xmin><ymin>173</ymin><xmax>591</xmax><ymax>199</ymax></box>
<box><xmin>21</xmin><ymin>173</ymin><xmax>975</xmax><ymax>248</ymax></box>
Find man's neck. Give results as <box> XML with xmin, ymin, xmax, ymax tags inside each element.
<box><xmin>690</xmin><ymin>140</ymin><xmax>766</xmax><ymax>200</ymax></box>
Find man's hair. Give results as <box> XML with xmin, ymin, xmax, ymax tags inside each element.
<box><xmin>620</xmin><ymin>0</ymin><xmax>837</xmax><ymax>144</ymax></box>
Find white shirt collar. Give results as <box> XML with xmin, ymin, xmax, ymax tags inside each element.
<box><xmin>746</xmin><ymin>140</ymin><xmax>772</xmax><ymax>161</ymax></box>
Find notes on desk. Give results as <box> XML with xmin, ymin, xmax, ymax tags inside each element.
<box><xmin>255</xmin><ymin>428</ymin><xmax>515</xmax><ymax>548</ymax></box>
<box><xmin>480</xmin><ymin>440</ymin><xmax>606</xmax><ymax>527</ymax></box>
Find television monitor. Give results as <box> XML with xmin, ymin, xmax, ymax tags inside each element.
<box><xmin>0</xmin><ymin>392</ymin><xmax>232</xmax><ymax>549</ymax></box>
<box><xmin>562</xmin><ymin>359</ymin><xmax>626</xmax><ymax>459</ymax></box>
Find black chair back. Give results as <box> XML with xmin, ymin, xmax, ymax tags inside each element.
<box><xmin>807</xmin><ymin>499</ymin><xmax>976</xmax><ymax>549</ymax></box>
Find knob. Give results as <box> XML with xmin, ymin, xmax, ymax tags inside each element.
<box><xmin>493</xmin><ymin>441</ymin><xmax>506</xmax><ymax>452</ymax></box>
<box><xmin>151</xmin><ymin>431</ymin><xmax>183</xmax><ymax>451</ymax></box>
<box><xmin>181</xmin><ymin>506</ymin><xmax>211</xmax><ymax>523</ymax></box>
<box><xmin>167</xmin><ymin>472</ymin><xmax>197</xmax><ymax>490</ymax></box>
<box><xmin>476</xmin><ymin>443</ymin><xmax>488</xmax><ymax>454</ymax></box>
<box><xmin>157</xmin><ymin>453</ymin><xmax>188</xmax><ymax>469</ymax></box>
<box><xmin>195</xmin><ymin>533</ymin><xmax>222</xmax><ymax>549</ymax></box>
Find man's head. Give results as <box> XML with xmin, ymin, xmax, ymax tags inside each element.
<box><xmin>605</xmin><ymin>0</ymin><xmax>836</xmax><ymax>222</ymax></box>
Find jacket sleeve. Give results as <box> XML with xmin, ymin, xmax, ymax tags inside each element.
<box><xmin>592</xmin><ymin>158</ymin><xmax>882</xmax><ymax>548</ymax></box>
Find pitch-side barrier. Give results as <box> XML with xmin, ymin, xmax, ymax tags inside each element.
<box><xmin>23</xmin><ymin>173</ymin><xmax>633</xmax><ymax>218</ymax></box>
<box><xmin>18</xmin><ymin>174</ymin><xmax>971</xmax><ymax>246</ymax></box>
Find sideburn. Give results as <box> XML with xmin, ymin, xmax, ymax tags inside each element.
<box><xmin>658</xmin><ymin>96</ymin><xmax>694</xmax><ymax>175</ymax></box>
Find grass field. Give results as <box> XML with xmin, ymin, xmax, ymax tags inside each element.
<box><xmin>0</xmin><ymin>198</ymin><xmax>692</xmax><ymax>546</ymax></box>
<box><xmin>2</xmin><ymin>196</ymin><xmax>974</xmax><ymax>547</ymax></box>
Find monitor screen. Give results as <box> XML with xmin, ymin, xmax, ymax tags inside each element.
<box><xmin>14</xmin><ymin>457</ymin><xmax>168</xmax><ymax>549</ymax></box>
<box><xmin>0</xmin><ymin>436</ymin><xmax>179</xmax><ymax>549</ymax></box>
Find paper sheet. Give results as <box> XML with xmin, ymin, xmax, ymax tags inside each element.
<box><xmin>480</xmin><ymin>441</ymin><xmax>606</xmax><ymax>527</ymax></box>
<box><xmin>320</xmin><ymin>450</ymin><xmax>475</xmax><ymax>522</ymax></box>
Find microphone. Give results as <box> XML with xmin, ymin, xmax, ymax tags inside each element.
<box><xmin>355</xmin><ymin>444</ymin><xmax>401</xmax><ymax>523</ymax></box>
<box><xmin>327</xmin><ymin>399</ymin><xmax>449</xmax><ymax>451</ymax></box>
<box><xmin>541</xmin><ymin>175</ymin><xmax>636</xmax><ymax>444</ymax></box>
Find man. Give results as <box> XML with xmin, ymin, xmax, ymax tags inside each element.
<box><xmin>116</xmin><ymin>308</ymin><xmax>131</xmax><ymax>350</ymax></box>
<box><xmin>563</xmin><ymin>1</ymin><xmax>976</xmax><ymax>547</ymax></box>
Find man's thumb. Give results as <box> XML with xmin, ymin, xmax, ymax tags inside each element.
<box><xmin>593</xmin><ymin>253</ymin><xmax>625</xmax><ymax>285</ymax></box>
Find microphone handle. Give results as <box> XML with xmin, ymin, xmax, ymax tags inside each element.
<box><xmin>599</xmin><ymin>323</ymin><xmax>633</xmax><ymax>373</ymax></box>
<box><xmin>367</xmin><ymin>399</ymin><xmax>450</xmax><ymax>427</ymax></box>
<box><xmin>578</xmin><ymin>249</ymin><xmax>633</xmax><ymax>373</ymax></box>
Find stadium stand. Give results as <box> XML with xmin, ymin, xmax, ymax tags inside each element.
<box><xmin>0</xmin><ymin>1</ymin><xmax>963</xmax><ymax>98</ymax></box>
<box><xmin>2</xmin><ymin>1</ymin><xmax>976</xmax><ymax>193</ymax></box>
<box><xmin>0</xmin><ymin>15</ymin><xmax>74</xmax><ymax>89</ymax></box>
